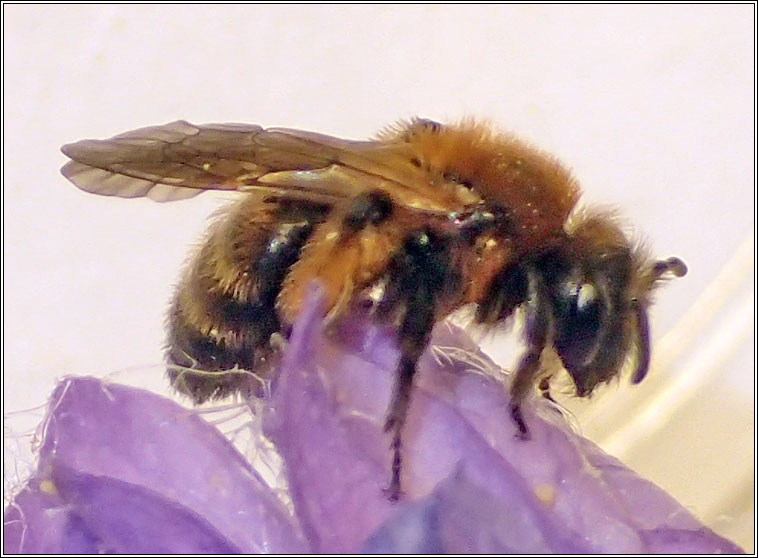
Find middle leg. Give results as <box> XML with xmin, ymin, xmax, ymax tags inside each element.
<box><xmin>377</xmin><ymin>228</ymin><xmax>459</xmax><ymax>500</ymax></box>
<box><xmin>277</xmin><ymin>193</ymin><xmax>460</xmax><ymax>500</ymax></box>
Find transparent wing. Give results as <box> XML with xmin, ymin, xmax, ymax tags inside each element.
<box><xmin>60</xmin><ymin>120</ymin><xmax>479</xmax><ymax>211</ymax></box>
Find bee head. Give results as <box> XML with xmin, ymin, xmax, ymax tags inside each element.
<box><xmin>547</xmin><ymin>217</ymin><xmax>687</xmax><ymax>396</ymax></box>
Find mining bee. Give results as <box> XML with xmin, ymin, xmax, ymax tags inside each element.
<box><xmin>61</xmin><ymin>118</ymin><xmax>687</xmax><ymax>500</ymax></box>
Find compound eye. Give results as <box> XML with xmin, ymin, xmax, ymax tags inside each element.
<box><xmin>553</xmin><ymin>278</ymin><xmax>604</xmax><ymax>372</ymax></box>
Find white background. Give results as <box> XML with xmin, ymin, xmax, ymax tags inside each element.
<box><xmin>4</xmin><ymin>5</ymin><xmax>754</xmax><ymax>550</ymax></box>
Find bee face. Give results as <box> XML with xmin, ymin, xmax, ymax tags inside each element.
<box><xmin>546</xmin><ymin>244</ymin><xmax>634</xmax><ymax>396</ymax></box>
<box><xmin>60</xmin><ymin>117</ymin><xmax>686</xmax><ymax>499</ymax></box>
<box><xmin>503</xmin><ymin>218</ymin><xmax>688</xmax><ymax>399</ymax></box>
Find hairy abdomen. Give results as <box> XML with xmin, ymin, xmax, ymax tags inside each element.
<box><xmin>166</xmin><ymin>195</ymin><xmax>329</xmax><ymax>402</ymax></box>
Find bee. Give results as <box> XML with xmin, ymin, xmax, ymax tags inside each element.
<box><xmin>61</xmin><ymin>118</ymin><xmax>687</xmax><ymax>500</ymax></box>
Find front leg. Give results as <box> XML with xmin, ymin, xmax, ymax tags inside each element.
<box><xmin>476</xmin><ymin>262</ymin><xmax>553</xmax><ymax>439</ymax></box>
<box><xmin>378</xmin><ymin>228</ymin><xmax>457</xmax><ymax>501</ymax></box>
<box><xmin>509</xmin><ymin>268</ymin><xmax>553</xmax><ymax>440</ymax></box>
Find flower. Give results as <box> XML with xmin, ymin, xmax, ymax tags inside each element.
<box><xmin>4</xmin><ymin>286</ymin><xmax>743</xmax><ymax>553</ymax></box>
<box><xmin>3</xmin><ymin>376</ymin><xmax>307</xmax><ymax>554</ymax></box>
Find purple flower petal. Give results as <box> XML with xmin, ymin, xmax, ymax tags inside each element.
<box><xmin>265</xmin><ymin>284</ymin><xmax>744</xmax><ymax>554</ymax></box>
<box><xmin>4</xmin><ymin>284</ymin><xmax>744</xmax><ymax>554</ymax></box>
<box><xmin>4</xmin><ymin>377</ymin><xmax>306</xmax><ymax>554</ymax></box>
<box><xmin>4</xmin><ymin>478</ymin><xmax>101</xmax><ymax>554</ymax></box>
<box><xmin>42</xmin><ymin>463</ymin><xmax>241</xmax><ymax>553</ymax></box>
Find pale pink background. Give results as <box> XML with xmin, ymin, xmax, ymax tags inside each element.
<box><xmin>4</xmin><ymin>5</ymin><xmax>754</xmax><ymax>550</ymax></box>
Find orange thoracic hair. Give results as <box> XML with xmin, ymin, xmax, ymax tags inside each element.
<box><xmin>380</xmin><ymin>119</ymin><xmax>581</xmax><ymax>240</ymax></box>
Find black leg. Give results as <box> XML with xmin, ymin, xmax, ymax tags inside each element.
<box><xmin>509</xmin><ymin>268</ymin><xmax>552</xmax><ymax>440</ymax></box>
<box><xmin>378</xmin><ymin>228</ymin><xmax>456</xmax><ymax>501</ymax></box>
<box><xmin>383</xmin><ymin>355</ymin><xmax>418</xmax><ymax>501</ymax></box>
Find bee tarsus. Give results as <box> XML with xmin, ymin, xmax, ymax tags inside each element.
<box><xmin>538</xmin><ymin>377</ymin><xmax>556</xmax><ymax>404</ymax></box>
<box><xmin>510</xmin><ymin>402</ymin><xmax>532</xmax><ymax>441</ymax></box>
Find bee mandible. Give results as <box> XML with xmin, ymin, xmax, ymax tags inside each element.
<box><xmin>61</xmin><ymin>118</ymin><xmax>687</xmax><ymax>500</ymax></box>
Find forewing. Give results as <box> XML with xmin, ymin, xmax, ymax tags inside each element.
<box><xmin>61</xmin><ymin>121</ymin><xmax>338</xmax><ymax>202</ymax></box>
<box><xmin>61</xmin><ymin>120</ymin><xmax>479</xmax><ymax>211</ymax></box>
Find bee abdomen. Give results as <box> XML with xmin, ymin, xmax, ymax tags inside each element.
<box><xmin>166</xmin><ymin>197</ymin><xmax>328</xmax><ymax>403</ymax></box>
